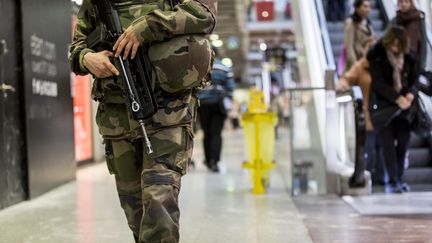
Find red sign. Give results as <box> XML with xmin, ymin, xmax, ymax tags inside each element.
<box><xmin>72</xmin><ymin>15</ymin><xmax>93</xmax><ymax>162</ymax></box>
<box><xmin>72</xmin><ymin>74</ymin><xmax>93</xmax><ymax>162</ymax></box>
<box><xmin>255</xmin><ymin>1</ymin><xmax>274</xmax><ymax>21</ymax></box>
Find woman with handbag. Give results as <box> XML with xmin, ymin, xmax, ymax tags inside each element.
<box><xmin>368</xmin><ymin>25</ymin><xmax>420</xmax><ymax>193</ymax></box>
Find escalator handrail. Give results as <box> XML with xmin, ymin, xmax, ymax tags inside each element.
<box><xmin>314</xmin><ymin>0</ymin><xmax>336</xmax><ymax>72</ymax></box>
<box><xmin>316</xmin><ymin>0</ymin><xmax>366</xmax><ymax>185</ymax></box>
<box><xmin>425</xmin><ymin>28</ymin><xmax>432</xmax><ymax>52</ymax></box>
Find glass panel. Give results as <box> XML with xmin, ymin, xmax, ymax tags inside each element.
<box><xmin>289</xmin><ymin>89</ymin><xmax>327</xmax><ymax>196</ymax></box>
<box><xmin>337</xmin><ymin>99</ymin><xmax>356</xmax><ymax>167</ymax></box>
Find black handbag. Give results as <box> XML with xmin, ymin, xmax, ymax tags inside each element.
<box><xmin>370</xmin><ymin>105</ymin><xmax>401</xmax><ymax>131</ymax></box>
<box><xmin>369</xmin><ymin>89</ymin><xmax>402</xmax><ymax>130</ymax></box>
<box><xmin>411</xmin><ymin>91</ymin><xmax>432</xmax><ymax>137</ymax></box>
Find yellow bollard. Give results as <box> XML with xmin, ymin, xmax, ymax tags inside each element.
<box><xmin>241</xmin><ymin>90</ymin><xmax>277</xmax><ymax>194</ymax></box>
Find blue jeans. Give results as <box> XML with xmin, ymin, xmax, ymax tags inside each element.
<box><xmin>365</xmin><ymin>131</ymin><xmax>388</xmax><ymax>185</ymax></box>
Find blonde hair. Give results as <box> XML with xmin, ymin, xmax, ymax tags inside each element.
<box><xmin>382</xmin><ymin>25</ymin><xmax>410</xmax><ymax>54</ymax></box>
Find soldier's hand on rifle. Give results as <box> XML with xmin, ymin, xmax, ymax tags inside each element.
<box><xmin>83</xmin><ymin>51</ymin><xmax>120</xmax><ymax>78</ymax></box>
<box><xmin>113</xmin><ymin>26</ymin><xmax>140</xmax><ymax>60</ymax></box>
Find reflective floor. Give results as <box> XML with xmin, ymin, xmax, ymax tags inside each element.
<box><xmin>295</xmin><ymin>195</ymin><xmax>432</xmax><ymax>243</ymax></box>
<box><xmin>2</xmin><ymin>127</ymin><xmax>432</xmax><ymax>243</ymax></box>
<box><xmin>0</xmin><ymin>127</ymin><xmax>313</xmax><ymax>243</ymax></box>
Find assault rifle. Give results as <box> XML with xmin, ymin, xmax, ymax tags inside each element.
<box><xmin>86</xmin><ymin>0</ymin><xmax>157</xmax><ymax>154</ymax></box>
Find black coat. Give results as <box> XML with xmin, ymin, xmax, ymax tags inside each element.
<box><xmin>367</xmin><ymin>41</ymin><xmax>420</xmax><ymax>118</ymax></box>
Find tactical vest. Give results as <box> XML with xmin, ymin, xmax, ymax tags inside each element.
<box><xmin>90</xmin><ymin>0</ymin><xmax>212</xmax><ymax>138</ymax></box>
<box><xmin>113</xmin><ymin>0</ymin><xmax>213</xmax><ymax>93</ymax></box>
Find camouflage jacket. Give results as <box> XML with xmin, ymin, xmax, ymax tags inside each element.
<box><xmin>70</xmin><ymin>0</ymin><xmax>217</xmax><ymax>76</ymax></box>
<box><xmin>70</xmin><ymin>0</ymin><xmax>217</xmax><ymax>139</ymax></box>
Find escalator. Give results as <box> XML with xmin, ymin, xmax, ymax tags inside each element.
<box><xmin>290</xmin><ymin>0</ymin><xmax>367</xmax><ymax>195</ymax></box>
<box><xmin>291</xmin><ymin>0</ymin><xmax>432</xmax><ymax>195</ymax></box>
<box><xmin>405</xmin><ymin>133</ymin><xmax>432</xmax><ymax>190</ymax></box>
<box><xmin>325</xmin><ymin>0</ymin><xmax>432</xmax><ymax>190</ymax></box>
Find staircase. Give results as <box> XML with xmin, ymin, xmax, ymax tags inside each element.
<box><xmin>405</xmin><ymin>133</ymin><xmax>432</xmax><ymax>190</ymax></box>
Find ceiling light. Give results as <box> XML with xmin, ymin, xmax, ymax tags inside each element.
<box><xmin>212</xmin><ymin>39</ymin><xmax>223</xmax><ymax>48</ymax></box>
<box><xmin>221</xmin><ymin>58</ymin><xmax>233</xmax><ymax>68</ymax></box>
<box><xmin>72</xmin><ymin>0</ymin><xmax>83</xmax><ymax>5</ymax></box>
<box><xmin>209</xmin><ymin>34</ymin><xmax>220</xmax><ymax>41</ymax></box>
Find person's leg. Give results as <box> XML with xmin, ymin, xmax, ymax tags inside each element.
<box><xmin>328</xmin><ymin>0</ymin><xmax>337</xmax><ymax>21</ymax></box>
<box><xmin>379</xmin><ymin>121</ymin><xmax>399</xmax><ymax>187</ymax></box>
<box><xmin>135</xmin><ymin>89</ymin><xmax>197</xmax><ymax>242</ymax></box>
<box><xmin>139</xmin><ymin>126</ymin><xmax>193</xmax><ymax>243</ymax></box>
<box><xmin>337</xmin><ymin>0</ymin><xmax>346</xmax><ymax>21</ymax></box>
<box><xmin>327</xmin><ymin>0</ymin><xmax>335</xmax><ymax>21</ymax></box>
<box><xmin>394</xmin><ymin>118</ymin><xmax>411</xmax><ymax>185</ymax></box>
<box><xmin>198</xmin><ymin>104</ymin><xmax>212</xmax><ymax>167</ymax></box>
<box><xmin>375</xmin><ymin>141</ymin><xmax>389</xmax><ymax>185</ymax></box>
<box><xmin>208</xmin><ymin>106</ymin><xmax>227</xmax><ymax>165</ymax></box>
<box><xmin>104</xmin><ymin>139</ymin><xmax>144</xmax><ymax>241</ymax></box>
<box><xmin>365</xmin><ymin>131</ymin><xmax>376</xmax><ymax>173</ymax></box>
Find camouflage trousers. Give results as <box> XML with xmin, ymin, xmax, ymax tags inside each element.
<box><xmin>100</xmin><ymin>89</ymin><xmax>196</xmax><ymax>243</ymax></box>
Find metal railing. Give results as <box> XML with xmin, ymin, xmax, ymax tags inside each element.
<box><xmin>315</xmin><ymin>0</ymin><xmax>336</xmax><ymax>70</ymax></box>
<box><xmin>316</xmin><ymin>0</ymin><xmax>367</xmax><ymax>189</ymax></box>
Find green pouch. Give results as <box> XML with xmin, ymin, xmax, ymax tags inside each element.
<box><xmin>148</xmin><ymin>35</ymin><xmax>213</xmax><ymax>93</ymax></box>
<box><xmin>96</xmin><ymin>102</ymin><xmax>140</xmax><ymax>137</ymax></box>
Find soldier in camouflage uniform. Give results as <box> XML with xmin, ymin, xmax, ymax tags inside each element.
<box><xmin>70</xmin><ymin>0</ymin><xmax>217</xmax><ymax>242</ymax></box>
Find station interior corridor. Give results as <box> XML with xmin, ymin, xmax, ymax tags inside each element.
<box><xmin>3</xmin><ymin>0</ymin><xmax>432</xmax><ymax>242</ymax></box>
<box><xmin>1</xmin><ymin>127</ymin><xmax>432</xmax><ymax>243</ymax></box>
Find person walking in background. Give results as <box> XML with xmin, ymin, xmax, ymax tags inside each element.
<box><xmin>270</xmin><ymin>78</ymin><xmax>281</xmax><ymax>139</ymax></box>
<box><xmin>198</xmin><ymin>52</ymin><xmax>235</xmax><ymax>172</ymax></box>
<box><xmin>367</xmin><ymin>26</ymin><xmax>420</xmax><ymax>193</ymax></box>
<box><xmin>394</xmin><ymin>0</ymin><xmax>427</xmax><ymax>74</ymax></box>
<box><xmin>344</xmin><ymin>0</ymin><xmax>375</xmax><ymax>72</ymax></box>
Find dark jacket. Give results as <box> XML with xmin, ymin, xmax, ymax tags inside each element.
<box><xmin>367</xmin><ymin>41</ymin><xmax>420</xmax><ymax>119</ymax></box>
<box><xmin>198</xmin><ymin>59</ymin><xmax>235</xmax><ymax>104</ymax></box>
<box><xmin>392</xmin><ymin>10</ymin><xmax>427</xmax><ymax>73</ymax></box>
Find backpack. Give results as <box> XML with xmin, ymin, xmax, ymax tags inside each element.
<box><xmin>148</xmin><ymin>35</ymin><xmax>213</xmax><ymax>93</ymax></box>
<box><xmin>113</xmin><ymin>0</ymin><xmax>214</xmax><ymax>94</ymax></box>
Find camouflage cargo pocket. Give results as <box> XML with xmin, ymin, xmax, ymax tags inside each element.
<box><xmin>146</xmin><ymin>126</ymin><xmax>193</xmax><ymax>175</ymax></box>
<box><xmin>148</xmin><ymin>90</ymin><xmax>195</xmax><ymax>129</ymax></box>
<box><xmin>96</xmin><ymin>102</ymin><xmax>140</xmax><ymax>137</ymax></box>
<box><xmin>104</xmin><ymin>139</ymin><xmax>142</xmax><ymax>181</ymax></box>
<box><xmin>148</xmin><ymin>35</ymin><xmax>213</xmax><ymax>93</ymax></box>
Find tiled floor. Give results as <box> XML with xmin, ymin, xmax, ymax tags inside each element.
<box><xmin>294</xmin><ymin>195</ymin><xmax>432</xmax><ymax>243</ymax></box>
<box><xmin>0</xmin><ymin>127</ymin><xmax>313</xmax><ymax>243</ymax></box>
<box><xmin>343</xmin><ymin>192</ymin><xmax>432</xmax><ymax>215</ymax></box>
<box><xmin>2</xmin><ymin>126</ymin><xmax>432</xmax><ymax>243</ymax></box>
